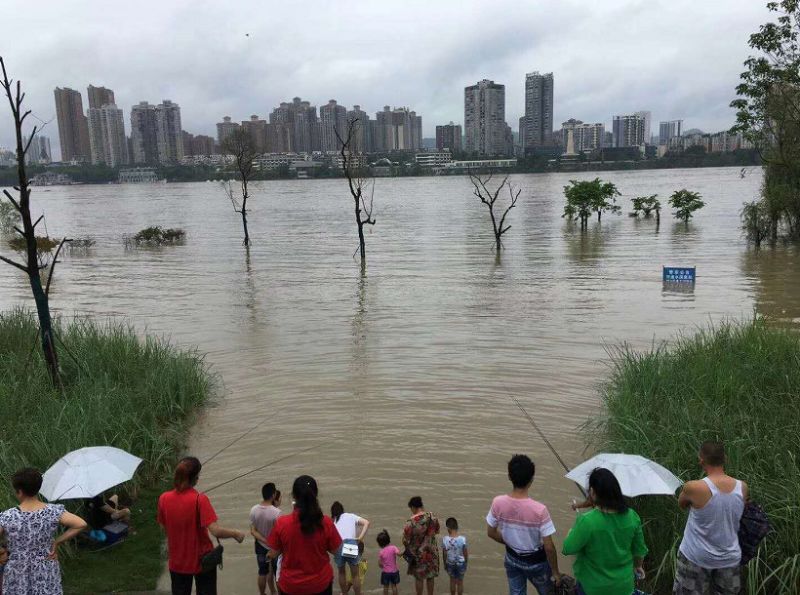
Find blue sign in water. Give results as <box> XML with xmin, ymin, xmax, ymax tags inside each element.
<box><xmin>663</xmin><ymin>266</ymin><xmax>696</xmax><ymax>284</ymax></box>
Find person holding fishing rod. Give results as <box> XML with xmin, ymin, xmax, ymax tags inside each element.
<box><xmin>157</xmin><ymin>457</ymin><xmax>246</xmax><ymax>595</ymax></box>
<box><xmin>486</xmin><ymin>454</ymin><xmax>563</xmax><ymax>595</ymax></box>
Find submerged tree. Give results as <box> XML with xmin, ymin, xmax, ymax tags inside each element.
<box><xmin>741</xmin><ymin>200</ymin><xmax>772</xmax><ymax>247</ymax></box>
<box><xmin>0</xmin><ymin>57</ymin><xmax>69</xmax><ymax>384</ymax></box>
<box><xmin>468</xmin><ymin>172</ymin><xmax>521</xmax><ymax>252</ymax></box>
<box><xmin>630</xmin><ymin>194</ymin><xmax>662</xmax><ymax>225</ymax></box>
<box><xmin>669</xmin><ymin>189</ymin><xmax>705</xmax><ymax>223</ymax></box>
<box><xmin>221</xmin><ymin>128</ymin><xmax>257</xmax><ymax>246</ymax></box>
<box><xmin>731</xmin><ymin>0</ymin><xmax>800</xmax><ymax>242</ymax></box>
<box><xmin>562</xmin><ymin>178</ymin><xmax>621</xmax><ymax>229</ymax></box>
<box><xmin>335</xmin><ymin>118</ymin><xmax>375</xmax><ymax>266</ymax></box>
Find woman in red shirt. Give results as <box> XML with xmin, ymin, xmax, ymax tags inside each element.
<box><xmin>157</xmin><ymin>457</ymin><xmax>246</xmax><ymax>595</ymax></box>
<box><xmin>268</xmin><ymin>475</ymin><xmax>342</xmax><ymax>595</ymax></box>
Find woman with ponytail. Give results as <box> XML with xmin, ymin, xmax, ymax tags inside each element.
<box><xmin>267</xmin><ymin>475</ymin><xmax>342</xmax><ymax>595</ymax></box>
<box><xmin>157</xmin><ymin>457</ymin><xmax>246</xmax><ymax>595</ymax></box>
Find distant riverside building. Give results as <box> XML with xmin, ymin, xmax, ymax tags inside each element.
<box><xmin>155</xmin><ymin>100</ymin><xmax>183</xmax><ymax>164</ymax></box>
<box><xmin>269</xmin><ymin>97</ymin><xmax>319</xmax><ymax>153</ymax></box>
<box><xmin>464</xmin><ymin>79</ymin><xmax>509</xmax><ymax>156</ymax></box>
<box><xmin>436</xmin><ymin>122</ymin><xmax>462</xmax><ymax>152</ymax></box>
<box><xmin>130</xmin><ymin>102</ymin><xmax>159</xmax><ymax>165</ymax></box>
<box><xmin>633</xmin><ymin>111</ymin><xmax>652</xmax><ymax>144</ymax></box>
<box><xmin>242</xmin><ymin>115</ymin><xmax>268</xmax><ymax>153</ymax></box>
<box><xmin>612</xmin><ymin>114</ymin><xmax>646</xmax><ymax>147</ymax></box>
<box><xmin>22</xmin><ymin>134</ymin><xmax>52</xmax><ymax>165</ymax></box>
<box><xmin>560</xmin><ymin>119</ymin><xmax>605</xmax><ymax>153</ymax></box>
<box><xmin>182</xmin><ymin>131</ymin><xmax>216</xmax><ymax>157</ymax></box>
<box><xmin>54</xmin><ymin>87</ymin><xmax>91</xmax><ymax>162</ymax></box>
<box><xmin>659</xmin><ymin>120</ymin><xmax>683</xmax><ymax>145</ymax></box>
<box><xmin>88</xmin><ymin>103</ymin><xmax>129</xmax><ymax>167</ymax></box>
<box><xmin>521</xmin><ymin>71</ymin><xmax>554</xmax><ymax>150</ymax></box>
<box><xmin>87</xmin><ymin>85</ymin><xmax>115</xmax><ymax>109</ymax></box>
<box><xmin>216</xmin><ymin>116</ymin><xmax>240</xmax><ymax>147</ymax></box>
<box><xmin>415</xmin><ymin>150</ymin><xmax>453</xmax><ymax>168</ymax></box>
<box><xmin>374</xmin><ymin>106</ymin><xmax>422</xmax><ymax>151</ymax></box>
<box><xmin>346</xmin><ymin>105</ymin><xmax>373</xmax><ymax>153</ymax></box>
<box><xmin>320</xmin><ymin>99</ymin><xmax>348</xmax><ymax>152</ymax></box>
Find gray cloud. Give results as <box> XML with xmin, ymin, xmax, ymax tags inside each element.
<box><xmin>0</xmin><ymin>0</ymin><xmax>772</xmax><ymax>154</ymax></box>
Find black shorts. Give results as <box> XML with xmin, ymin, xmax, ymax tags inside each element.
<box><xmin>255</xmin><ymin>541</ymin><xmax>278</xmax><ymax>577</ymax></box>
<box><xmin>170</xmin><ymin>568</ymin><xmax>217</xmax><ymax>595</ymax></box>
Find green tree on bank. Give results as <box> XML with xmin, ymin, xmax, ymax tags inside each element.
<box><xmin>732</xmin><ymin>0</ymin><xmax>800</xmax><ymax>243</ymax></box>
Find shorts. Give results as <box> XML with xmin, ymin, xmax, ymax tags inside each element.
<box><xmin>673</xmin><ymin>552</ymin><xmax>740</xmax><ymax>595</ymax></box>
<box><xmin>446</xmin><ymin>562</ymin><xmax>467</xmax><ymax>580</ymax></box>
<box><xmin>255</xmin><ymin>541</ymin><xmax>278</xmax><ymax>577</ymax></box>
<box><xmin>380</xmin><ymin>571</ymin><xmax>401</xmax><ymax>586</ymax></box>
<box><xmin>334</xmin><ymin>538</ymin><xmax>362</xmax><ymax>568</ymax></box>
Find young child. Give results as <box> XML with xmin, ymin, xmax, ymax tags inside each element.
<box><xmin>345</xmin><ymin>541</ymin><xmax>368</xmax><ymax>591</ymax></box>
<box><xmin>376</xmin><ymin>529</ymin><xmax>401</xmax><ymax>595</ymax></box>
<box><xmin>442</xmin><ymin>517</ymin><xmax>468</xmax><ymax>595</ymax></box>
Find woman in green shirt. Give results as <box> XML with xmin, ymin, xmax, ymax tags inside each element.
<box><xmin>562</xmin><ymin>468</ymin><xmax>648</xmax><ymax>595</ymax></box>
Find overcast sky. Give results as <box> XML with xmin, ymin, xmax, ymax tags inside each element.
<box><xmin>0</xmin><ymin>0</ymin><xmax>772</xmax><ymax>153</ymax></box>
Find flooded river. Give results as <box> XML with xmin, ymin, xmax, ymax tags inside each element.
<box><xmin>1</xmin><ymin>166</ymin><xmax>798</xmax><ymax>593</ymax></box>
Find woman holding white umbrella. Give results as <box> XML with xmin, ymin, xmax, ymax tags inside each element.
<box><xmin>0</xmin><ymin>467</ymin><xmax>87</xmax><ymax>595</ymax></box>
<box><xmin>562</xmin><ymin>468</ymin><xmax>648</xmax><ymax>595</ymax></box>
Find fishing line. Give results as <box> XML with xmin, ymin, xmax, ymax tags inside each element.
<box><xmin>508</xmin><ymin>394</ymin><xmax>587</xmax><ymax>498</ymax></box>
<box><xmin>202</xmin><ymin>437</ymin><xmax>338</xmax><ymax>494</ymax></box>
<box><xmin>202</xmin><ymin>409</ymin><xmax>277</xmax><ymax>466</ymax></box>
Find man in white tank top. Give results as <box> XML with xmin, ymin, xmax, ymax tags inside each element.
<box><xmin>673</xmin><ymin>441</ymin><xmax>748</xmax><ymax>595</ymax></box>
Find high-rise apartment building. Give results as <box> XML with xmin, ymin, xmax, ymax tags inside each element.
<box><xmin>436</xmin><ymin>122</ymin><xmax>462</xmax><ymax>152</ymax></box>
<box><xmin>612</xmin><ymin>114</ymin><xmax>646</xmax><ymax>147</ymax></box>
<box><xmin>216</xmin><ymin>116</ymin><xmax>240</xmax><ymax>147</ymax></box>
<box><xmin>130</xmin><ymin>102</ymin><xmax>159</xmax><ymax>165</ymax></box>
<box><xmin>522</xmin><ymin>71</ymin><xmax>554</xmax><ymax>150</ymax></box>
<box><xmin>269</xmin><ymin>97</ymin><xmax>319</xmax><ymax>153</ymax></box>
<box><xmin>372</xmin><ymin>106</ymin><xmax>422</xmax><ymax>151</ymax></box>
<box><xmin>464</xmin><ymin>79</ymin><xmax>508</xmax><ymax>156</ymax></box>
<box><xmin>54</xmin><ymin>87</ymin><xmax>91</xmax><ymax>162</ymax></box>
<box><xmin>182</xmin><ymin>131</ymin><xmax>217</xmax><ymax>157</ymax></box>
<box><xmin>88</xmin><ymin>104</ymin><xmax>129</xmax><ymax>167</ymax></box>
<box><xmin>346</xmin><ymin>105</ymin><xmax>373</xmax><ymax>153</ymax></box>
<box><xmin>320</xmin><ymin>99</ymin><xmax>348</xmax><ymax>152</ymax></box>
<box><xmin>560</xmin><ymin>119</ymin><xmax>605</xmax><ymax>153</ymax></box>
<box><xmin>22</xmin><ymin>134</ymin><xmax>52</xmax><ymax>165</ymax></box>
<box><xmin>634</xmin><ymin>111</ymin><xmax>652</xmax><ymax>144</ymax></box>
<box><xmin>659</xmin><ymin>120</ymin><xmax>683</xmax><ymax>145</ymax></box>
<box><xmin>87</xmin><ymin>85</ymin><xmax>115</xmax><ymax>109</ymax></box>
<box><xmin>155</xmin><ymin>100</ymin><xmax>183</xmax><ymax>164</ymax></box>
<box><xmin>242</xmin><ymin>115</ymin><xmax>268</xmax><ymax>153</ymax></box>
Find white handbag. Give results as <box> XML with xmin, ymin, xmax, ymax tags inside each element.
<box><xmin>342</xmin><ymin>541</ymin><xmax>360</xmax><ymax>559</ymax></box>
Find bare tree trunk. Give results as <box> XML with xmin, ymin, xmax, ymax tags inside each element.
<box><xmin>1</xmin><ymin>57</ymin><xmax>60</xmax><ymax>384</ymax></box>
<box><xmin>356</xmin><ymin>214</ymin><xmax>366</xmax><ymax>262</ymax></box>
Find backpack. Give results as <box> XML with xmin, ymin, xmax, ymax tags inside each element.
<box><xmin>738</xmin><ymin>500</ymin><xmax>771</xmax><ymax>565</ymax></box>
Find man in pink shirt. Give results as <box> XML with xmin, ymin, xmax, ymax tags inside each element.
<box><xmin>487</xmin><ymin>454</ymin><xmax>562</xmax><ymax>595</ymax></box>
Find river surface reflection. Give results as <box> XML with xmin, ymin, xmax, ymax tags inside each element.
<box><xmin>1</xmin><ymin>166</ymin><xmax>797</xmax><ymax>593</ymax></box>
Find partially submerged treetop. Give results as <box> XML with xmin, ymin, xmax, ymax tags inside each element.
<box><xmin>669</xmin><ymin>189</ymin><xmax>705</xmax><ymax>223</ymax></box>
<box><xmin>221</xmin><ymin>127</ymin><xmax>258</xmax><ymax>246</ymax></box>
<box><xmin>562</xmin><ymin>178</ymin><xmax>621</xmax><ymax>227</ymax></box>
<box><xmin>468</xmin><ymin>172</ymin><xmax>521</xmax><ymax>252</ymax></box>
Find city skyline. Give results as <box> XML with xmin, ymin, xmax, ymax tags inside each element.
<box><xmin>0</xmin><ymin>1</ymin><xmax>773</xmax><ymax>157</ymax></box>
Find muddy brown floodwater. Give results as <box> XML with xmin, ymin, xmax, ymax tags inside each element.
<box><xmin>2</xmin><ymin>167</ymin><xmax>799</xmax><ymax>594</ymax></box>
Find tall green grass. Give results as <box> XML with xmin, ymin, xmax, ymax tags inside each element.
<box><xmin>0</xmin><ymin>309</ymin><xmax>213</xmax><ymax>591</ymax></box>
<box><xmin>591</xmin><ymin>319</ymin><xmax>800</xmax><ymax>594</ymax></box>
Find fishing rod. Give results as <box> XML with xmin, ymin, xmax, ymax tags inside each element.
<box><xmin>202</xmin><ymin>409</ymin><xmax>278</xmax><ymax>466</ymax></box>
<box><xmin>202</xmin><ymin>437</ymin><xmax>338</xmax><ymax>494</ymax></box>
<box><xmin>510</xmin><ymin>395</ymin><xmax>587</xmax><ymax>498</ymax></box>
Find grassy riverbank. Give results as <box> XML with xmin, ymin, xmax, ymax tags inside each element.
<box><xmin>0</xmin><ymin>309</ymin><xmax>213</xmax><ymax>593</ymax></box>
<box><xmin>593</xmin><ymin>319</ymin><xmax>800</xmax><ymax>594</ymax></box>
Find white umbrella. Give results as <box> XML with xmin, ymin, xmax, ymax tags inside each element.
<box><xmin>41</xmin><ymin>446</ymin><xmax>143</xmax><ymax>501</ymax></box>
<box><xmin>565</xmin><ymin>453</ymin><xmax>683</xmax><ymax>497</ymax></box>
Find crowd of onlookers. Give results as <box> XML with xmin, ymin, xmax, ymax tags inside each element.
<box><xmin>0</xmin><ymin>441</ymin><xmax>748</xmax><ymax>595</ymax></box>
